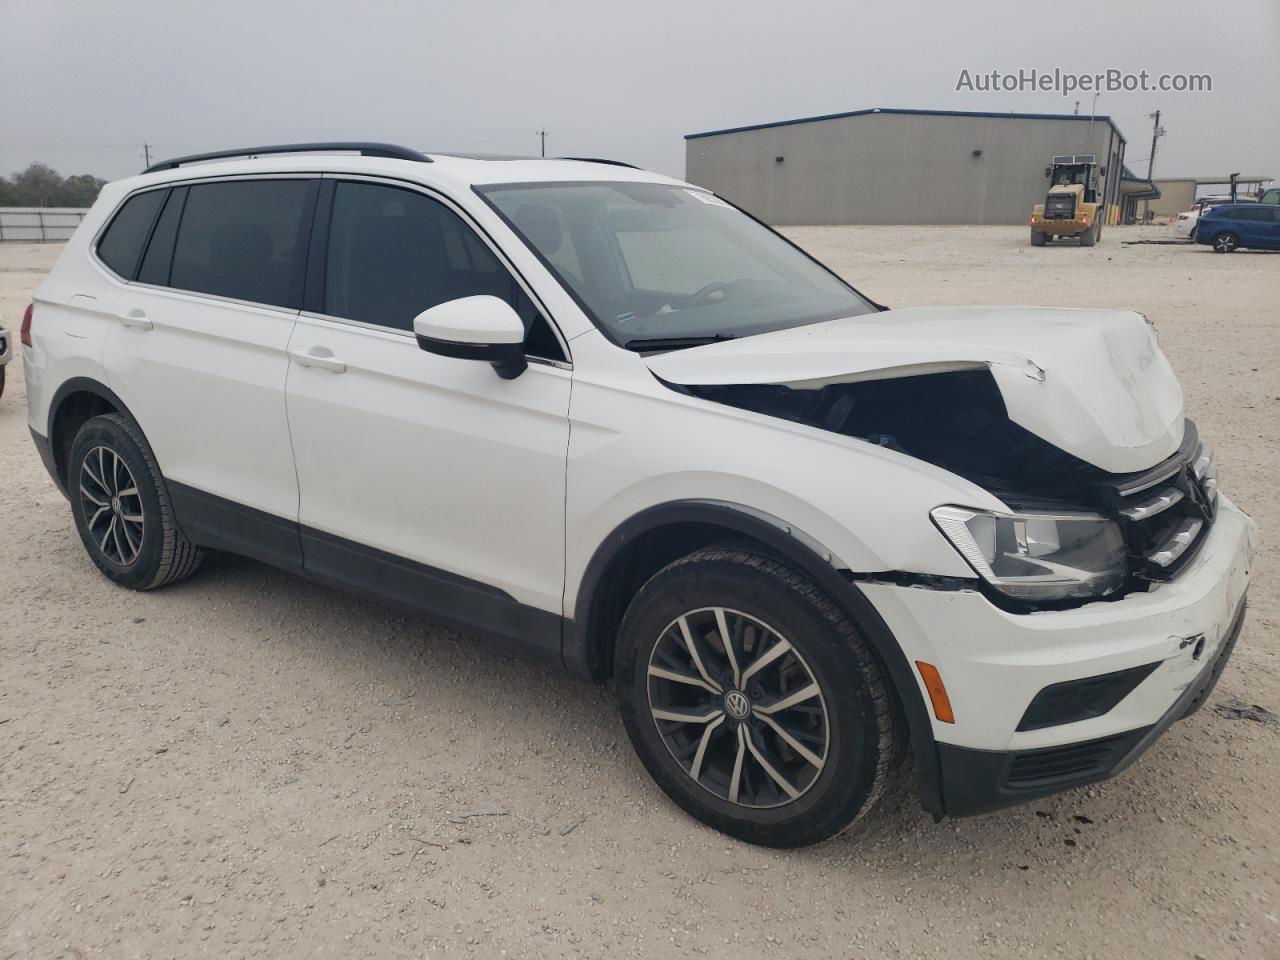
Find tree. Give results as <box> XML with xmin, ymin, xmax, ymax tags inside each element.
<box><xmin>61</xmin><ymin>173</ymin><xmax>107</xmax><ymax>207</ymax></box>
<box><xmin>10</xmin><ymin>163</ymin><xmax>64</xmax><ymax>207</ymax></box>
<box><xmin>0</xmin><ymin>163</ymin><xmax>106</xmax><ymax>207</ymax></box>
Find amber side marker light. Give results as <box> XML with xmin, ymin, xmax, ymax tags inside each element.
<box><xmin>915</xmin><ymin>661</ymin><xmax>955</xmax><ymax>724</ymax></box>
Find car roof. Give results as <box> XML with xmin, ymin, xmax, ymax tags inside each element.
<box><xmin>115</xmin><ymin>151</ymin><xmax>692</xmax><ymax>195</ymax></box>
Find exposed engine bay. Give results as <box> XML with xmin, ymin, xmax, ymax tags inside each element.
<box><xmin>680</xmin><ymin>369</ymin><xmax>1100</xmax><ymax>506</ymax></box>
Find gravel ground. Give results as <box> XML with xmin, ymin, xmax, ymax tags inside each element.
<box><xmin>2</xmin><ymin>225</ymin><xmax>1277</xmax><ymax>960</ymax></box>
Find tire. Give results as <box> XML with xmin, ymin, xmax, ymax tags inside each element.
<box><xmin>1030</xmin><ymin>229</ymin><xmax>1047</xmax><ymax>247</ymax></box>
<box><xmin>615</xmin><ymin>547</ymin><xmax>900</xmax><ymax>847</ymax></box>
<box><xmin>68</xmin><ymin>413</ymin><xmax>203</xmax><ymax>590</ymax></box>
<box><xmin>1212</xmin><ymin>232</ymin><xmax>1239</xmax><ymax>253</ymax></box>
<box><xmin>1081</xmin><ymin>220</ymin><xmax>1097</xmax><ymax>247</ymax></box>
<box><xmin>0</xmin><ymin>365</ymin><xmax>6</xmax><ymax>399</ymax></box>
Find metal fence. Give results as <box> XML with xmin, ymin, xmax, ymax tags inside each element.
<box><xmin>0</xmin><ymin>207</ymin><xmax>89</xmax><ymax>242</ymax></box>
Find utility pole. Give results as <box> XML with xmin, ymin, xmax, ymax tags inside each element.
<box><xmin>143</xmin><ymin>143</ymin><xmax>152</xmax><ymax>168</ymax></box>
<box><xmin>1082</xmin><ymin>92</ymin><xmax>1098</xmax><ymax>150</ymax></box>
<box><xmin>1143</xmin><ymin>110</ymin><xmax>1164</xmax><ymax>223</ymax></box>
<box><xmin>536</xmin><ymin>128</ymin><xmax>547</xmax><ymax>158</ymax></box>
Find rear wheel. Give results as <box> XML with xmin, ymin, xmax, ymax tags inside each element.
<box><xmin>1081</xmin><ymin>219</ymin><xmax>1098</xmax><ymax>247</ymax></box>
<box><xmin>69</xmin><ymin>413</ymin><xmax>203</xmax><ymax>590</ymax></box>
<box><xmin>1030</xmin><ymin>230</ymin><xmax>1047</xmax><ymax>247</ymax></box>
<box><xmin>615</xmin><ymin>547</ymin><xmax>900</xmax><ymax>847</ymax></box>
<box><xmin>0</xmin><ymin>365</ymin><xmax>6</xmax><ymax>399</ymax></box>
<box><xmin>1212</xmin><ymin>232</ymin><xmax>1239</xmax><ymax>253</ymax></box>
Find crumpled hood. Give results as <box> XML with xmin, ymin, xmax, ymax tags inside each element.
<box><xmin>645</xmin><ymin>306</ymin><xmax>1185</xmax><ymax>474</ymax></box>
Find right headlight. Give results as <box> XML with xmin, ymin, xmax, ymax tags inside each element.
<box><xmin>931</xmin><ymin>505</ymin><xmax>1127</xmax><ymax>601</ymax></box>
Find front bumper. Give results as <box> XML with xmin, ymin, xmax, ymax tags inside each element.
<box><xmin>860</xmin><ymin>495</ymin><xmax>1256</xmax><ymax>816</ymax></box>
<box><xmin>1034</xmin><ymin>220</ymin><xmax>1091</xmax><ymax>236</ymax></box>
<box><xmin>937</xmin><ymin>595</ymin><xmax>1246</xmax><ymax>815</ymax></box>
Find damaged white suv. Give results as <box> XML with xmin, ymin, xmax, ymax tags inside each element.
<box><xmin>24</xmin><ymin>143</ymin><xmax>1255</xmax><ymax>846</ymax></box>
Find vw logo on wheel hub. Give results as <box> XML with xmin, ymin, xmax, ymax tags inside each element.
<box><xmin>724</xmin><ymin>689</ymin><xmax>751</xmax><ymax>720</ymax></box>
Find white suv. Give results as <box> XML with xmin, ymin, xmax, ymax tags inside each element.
<box><xmin>24</xmin><ymin>143</ymin><xmax>1255</xmax><ymax>847</ymax></box>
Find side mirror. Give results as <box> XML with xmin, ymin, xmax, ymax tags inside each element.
<box><xmin>413</xmin><ymin>295</ymin><xmax>527</xmax><ymax>380</ymax></box>
<box><xmin>1045</xmin><ymin>166</ymin><xmax>1053</xmax><ymax>178</ymax></box>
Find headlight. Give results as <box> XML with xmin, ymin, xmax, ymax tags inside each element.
<box><xmin>931</xmin><ymin>506</ymin><xmax>1127</xmax><ymax>601</ymax></box>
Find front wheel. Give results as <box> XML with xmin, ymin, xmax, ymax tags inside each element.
<box><xmin>69</xmin><ymin>413</ymin><xmax>204</xmax><ymax>590</ymax></box>
<box><xmin>1030</xmin><ymin>229</ymin><xmax>1047</xmax><ymax>247</ymax></box>
<box><xmin>615</xmin><ymin>548</ymin><xmax>900</xmax><ymax>847</ymax></box>
<box><xmin>1212</xmin><ymin>232</ymin><xmax>1239</xmax><ymax>253</ymax></box>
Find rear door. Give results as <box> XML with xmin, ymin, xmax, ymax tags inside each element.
<box><xmin>103</xmin><ymin>176</ymin><xmax>318</xmax><ymax>566</ymax></box>
<box><xmin>283</xmin><ymin>177</ymin><xmax>571</xmax><ymax>651</ymax></box>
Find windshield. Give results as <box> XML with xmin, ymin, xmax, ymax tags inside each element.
<box><xmin>477</xmin><ymin>182</ymin><xmax>875</xmax><ymax>347</ymax></box>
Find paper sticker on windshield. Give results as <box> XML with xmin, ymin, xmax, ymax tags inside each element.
<box><xmin>686</xmin><ymin>189</ymin><xmax>731</xmax><ymax>207</ymax></box>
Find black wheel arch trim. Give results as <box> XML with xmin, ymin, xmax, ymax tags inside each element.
<box><xmin>44</xmin><ymin>377</ymin><xmax>146</xmax><ymax>496</ymax></box>
<box><xmin>566</xmin><ymin>499</ymin><xmax>945</xmax><ymax>817</ymax></box>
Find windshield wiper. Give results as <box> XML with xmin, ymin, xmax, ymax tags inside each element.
<box><xmin>622</xmin><ymin>333</ymin><xmax>737</xmax><ymax>352</ymax></box>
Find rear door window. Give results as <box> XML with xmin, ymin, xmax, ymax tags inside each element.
<box><xmin>97</xmin><ymin>189</ymin><xmax>166</xmax><ymax>279</ymax></box>
<box><xmin>169</xmin><ymin>179</ymin><xmax>315</xmax><ymax>309</ymax></box>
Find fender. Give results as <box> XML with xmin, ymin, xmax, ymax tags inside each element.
<box><xmin>567</xmin><ymin>499</ymin><xmax>944</xmax><ymax>817</ymax></box>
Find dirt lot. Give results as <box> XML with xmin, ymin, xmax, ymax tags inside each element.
<box><xmin>2</xmin><ymin>225</ymin><xmax>1277</xmax><ymax>960</ymax></box>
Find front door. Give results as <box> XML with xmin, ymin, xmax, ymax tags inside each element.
<box><xmin>284</xmin><ymin>178</ymin><xmax>572</xmax><ymax>654</ymax></box>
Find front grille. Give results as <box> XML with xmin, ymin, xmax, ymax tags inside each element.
<box><xmin>1044</xmin><ymin>192</ymin><xmax>1076</xmax><ymax>219</ymax></box>
<box><xmin>1006</xmin><ymin>732</ymin><xmax>1137</xmax><ymax>788</ymax></box>
<box><xmin>1094</xmin><ymin>420</ymin><xmax>1217</xmax><ymax>581</ymax></box>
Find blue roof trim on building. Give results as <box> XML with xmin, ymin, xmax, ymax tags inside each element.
<box><xmin>685</xmin><ymin>107</ymin><xmax>1126</xmax><ymax>144</ymax></box>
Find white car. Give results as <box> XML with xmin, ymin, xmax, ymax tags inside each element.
<box><xmin>23</xmin><ymin>143</ymin><xmax>1254</xmax><ymax>847</ymax></box>
<box><xmin>0</xmin><ymin>312</ymin><xmax>12</xmax><ymax>398</ymax></box>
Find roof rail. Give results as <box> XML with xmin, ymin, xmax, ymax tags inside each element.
<box><xmin>559</xmin><ymin>156</ymin><xmax>640</xmax><ymax>169</ymax></box>
<box><xmin>144</xmin><ymin>142</ymin><xmax>431</xmax><ymax>173</ymax></box>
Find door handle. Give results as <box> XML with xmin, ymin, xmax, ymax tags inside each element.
<box><xmin>117</xmin><ymin>308</ymin><xmax>153</xmax><ymax>331</ymax></box>
<box><xmin>289</xmin><ymin>347</ymin><xmax>347</xmax><ymax>373</ymax></box>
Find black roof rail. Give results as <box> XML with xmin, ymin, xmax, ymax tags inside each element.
<box><xmin>558</xmin><ymin>156</ymin><xmax>640</xmax><ymax>169</ymax></box>
<box><xmin>144</xmin><ymin>142</ymin><xmax>431</xmax><ymax>173</ymax></box>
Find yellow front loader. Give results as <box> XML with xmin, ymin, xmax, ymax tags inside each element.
<box><xmin>1030</xmin><ymin>155</ymin><xmax>1104</xmax><ymax>247</ymax></box>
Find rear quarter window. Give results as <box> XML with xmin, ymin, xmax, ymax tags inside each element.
<box><xmin>96</xmin><ymin>189</ymin><xmax>166</xmax><ymax>279</ymax></box>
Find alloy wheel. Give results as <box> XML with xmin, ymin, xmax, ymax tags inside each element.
<box><xmin>1214</xmin><ymin>234</ymin><xmax>1237</xmax><ymax>253</ymax></box>
<box><xmin>79</xmin><ymin>445</ymin><xmax>145</xmax><ymax>566</ymax></box>
<box><xmin>647</xmin><ymin>607</ymin><xmax>830</xmax><ymax>808</ymax></box>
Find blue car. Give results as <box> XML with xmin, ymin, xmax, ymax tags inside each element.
<box><xmin>1195</xmin><ymin>203</ymin><xmax>1280</xmax><ymax>252</ymax></box>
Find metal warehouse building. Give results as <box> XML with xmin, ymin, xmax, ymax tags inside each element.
<box><xmin>685</xmin><ymin>107</ymin><xmax>1131</xmax><ymax>226</ymax></box>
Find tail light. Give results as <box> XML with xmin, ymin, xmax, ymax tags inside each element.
<box><xmin>19</xmin><ymin>302</ymin><xmax>33</xmax><ymax>348</ymax></box>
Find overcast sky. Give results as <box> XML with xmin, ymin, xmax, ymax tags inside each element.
<box><xmin>2</xmin><ymin>0</ymin><xmax>1276</xmax><ymax>185</ymax></box>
